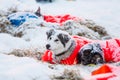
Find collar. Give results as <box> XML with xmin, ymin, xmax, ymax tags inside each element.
<box><xmin>54</xmin><ymin>40</ymin><xmax>76</xmax><ymax>62</ymax></box>
<box><xmin>55</xmin><ymin>41</ymin><xmax>75</xmax><ymax>57</ymax></box>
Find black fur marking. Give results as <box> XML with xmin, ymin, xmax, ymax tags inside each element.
<box><xmin>57</xmin><ymin>33</ymin><xmax>70</xmax><ymax>47</ymax></box>
<box><xmin>46</xmin><ymin>29</ymin><xmax>55</xmax><ymax>39</ymax></box>
<box><xmin>77</xmin><ymin>52</ymin><xmax>81</xmax><ymax>64</ymax></box>
<box><xmin>55</xmin><ymin>41</ymin><xmax>74</xmax><ymax>57</ymax></box>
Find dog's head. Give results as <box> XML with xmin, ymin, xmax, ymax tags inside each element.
<box><xmin>46</xmin><ymin>29</ymin><xmax>73</xmax><ymax>56</ymax></box>
<box><xmin>79</xmin><ymin>43</ymin><xmax>104</xmax><ymax>65</ymax></box>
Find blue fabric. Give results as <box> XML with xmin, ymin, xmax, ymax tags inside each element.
<box><xmin>8</xmin><ymin>12</ymin><xmax>38</xmax><ymax>27</ymax></box>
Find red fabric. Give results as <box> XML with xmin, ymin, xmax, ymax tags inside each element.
<box><xmin>42</xmin><ymin>50</ymin><xmax>55</xmax><ymax>64</ymax></box>
<box><xmin>100</xmin><ymin>39</ymin><xmax>120</xmax><ymax>62</ymax></box>
<box><xmin>90</xmin><ymin>64</ymin><xmax>120</xmax><ymax>80</ymax></box>
<box><xmin>92</xmin><ymin>64</ymin><xmax>112</xmax><ymax>75</ymax></box>
<box><xmin>43</xmin><ymin>14</ymin><xmax>80</xmax><ymax>26</ymax></box>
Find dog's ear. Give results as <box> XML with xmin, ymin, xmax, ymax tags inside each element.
<box><xmin>58</xmin><ymin>33</ymin><xmax>70</xmax><ymax>47</ymax></box>
<box><xmin>35</xmin><ymin>7</ymin><xmax>42</xmax><ymax>17</ymax></box>
<box><xmin>46</xmin><ymin>29</ymin><xmax>55</xmax><ymax>39</ymax></box>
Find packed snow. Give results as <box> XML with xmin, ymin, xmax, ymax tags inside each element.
<box><xmin>0</xmin><ymin>0</ymin><xmax>120</xmax><ymax>80</ymax></box>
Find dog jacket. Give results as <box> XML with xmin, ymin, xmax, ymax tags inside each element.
<box><xmin>42</xmin><ymin>36</ymin><xmax>91</xmax><ymax>65</ymax></box>
<box><xmin>8</xmin><ymin>12</ymin><xmax>38</xmax><ymax>27</ymax></box>
<box><xmin>43</xmin><ymin>14</ymin><xmax>80</xmax><ymax>26</ymax></box>
<box><xmin>99</xmin><ymin>38</ymin><xmax>120</xmax><ymax>62</ymax></box>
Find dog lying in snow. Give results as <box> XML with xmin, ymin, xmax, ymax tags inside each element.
<box><xmin>42</xmin><ymin>29</ymin><xmax>120</xmax><ymax>65</ymax></box>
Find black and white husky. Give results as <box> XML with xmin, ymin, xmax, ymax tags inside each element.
<box><xmin>46</xmin><ymin>29</ymin><xmax>76</xmax><ymax>62</ymax></box>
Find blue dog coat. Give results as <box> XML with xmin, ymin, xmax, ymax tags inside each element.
<box><xmin>8</xmin><ymin>12</ymin><xmax>38</xmax><ymax>27</ymax></box>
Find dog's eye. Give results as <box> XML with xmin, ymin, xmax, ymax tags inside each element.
<box><xmin>54</xmin><ymin>39</ymin><xmax>59</xmax><ymax>42</ymax></box>
<box><xmin>49</xmin><ymin>37</ymin><xmax>52</xmax><ymax>40</ymax></box>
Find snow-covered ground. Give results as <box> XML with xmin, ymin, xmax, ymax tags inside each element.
<box><xmin>0</xmin><ymin>0</ymin><xmax>120</xmax><ymax>80</ymax></box>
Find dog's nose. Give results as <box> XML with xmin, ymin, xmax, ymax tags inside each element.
<box><xmin>46</xmin><ymin>44</ymin><xmax>50</xmax><ymax>49</ymax></box>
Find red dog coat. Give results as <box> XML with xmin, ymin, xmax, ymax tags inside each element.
<box><xmin>100</xmin><ymin>38</ymin><xmax>120</xmax><ymax>62</ymax></box>
<box><xmin>43</xmin><ymin>14</ymin><xmax>80</xmax><ymax>26</ymax></box>
<box><xmin>42</xmin><ymin>35</ymin><xmax>120</xmax><ymax>65</ymax></box>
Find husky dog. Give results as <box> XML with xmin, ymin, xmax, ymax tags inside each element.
<box><xmin>46</xmin><ymin>29</ymin><xmax>76</xmax><ymax>62</ymax></box>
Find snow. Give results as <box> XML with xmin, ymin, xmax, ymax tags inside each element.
<box><xmin>0</xmin><ymin>0</ymin><xmax>120</xmax><ymax>80</ymax></box>
<box><xmin>0</xmin><ymin>33</ymin><xmax>29</xmax><ymax>53</ymax></box>
<box><xmin>0</xmin><ymin>54</ymin><xmax>54</xmax><ymax>80</ymax></box>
